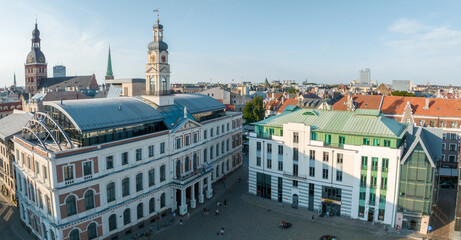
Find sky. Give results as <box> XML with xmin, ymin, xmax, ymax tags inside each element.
<box><xmin>1</xmin><ymin>0</ymin><xmax>461</xmax><ymax>87</ymax></box>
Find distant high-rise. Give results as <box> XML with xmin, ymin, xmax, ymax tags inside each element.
<box><xmin>359</xmin><ymin>68</ymin><xmax>371</xmax><ymax>85</ymax></box>
<box><xmin>53</xmin><ymin>65</ymin><xmax>66</xmax><ymax>77</ymax></box>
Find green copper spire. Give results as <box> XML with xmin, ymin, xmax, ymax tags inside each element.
<box><xmin>13</xmin><ymin>73</ymin><xmax>16</xmax><ymax>86</ymax></box>
<box><xmin>263</xmin><ymin>78</ymin><xmax>270</xmax><ymax>86</ymax></box>
<box><xmin>105</xmin><ymin>46</ymin><xmax>114</xmax><ymax>79</ymax></box>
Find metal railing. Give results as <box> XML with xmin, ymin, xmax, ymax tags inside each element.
<box><xmin>143</xmin><ymin>90</ymin><xmax>175</xmax><ymax>96</ymax></box>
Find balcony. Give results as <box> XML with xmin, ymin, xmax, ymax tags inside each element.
<box><xmin>283</xmin><ymin>171</ymin><xmax>307</xmax><ymax>180</ymax></box>
<box><xmin>324</xmin><ymin>142</ymin><xmax>344</xmax><ymax>148</ymax></box>
<box><xmin>172</xmin><ymin>165</ymin><xmax>210</xmax><ymax>186</ymax></box>
<box><xmin>143</xmin><ymin>90</ymin><xmax>175</xmax><ymax>96</ymax></box>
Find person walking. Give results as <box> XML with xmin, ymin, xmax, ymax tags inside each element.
<box><xmin>173</xmin><ymin>212</ymin><xmax>176</xmax><ymax>220</ymax></box>
<box><xmin>223</xmin><ymin>199</ymin><xmax>227</xmax><ymax>206</ymax></box>
<box><xmin>215</xmin><ymin>209</ymin><xmax>219</xmax><ymax>216</ymax></box>
<box><xmin>312</xmin><ymin>215</ymin><xmax>315</xmax><ymax>221</ymax></box>
<box><xmin>203</xmin><ymin>208</ymin><xmax>206</xmax><ymax>216</ymax></box>
<box><xmin>179</xmin><ymin>219</ymin><xmax>183</xmax><ymax>225</ymax></box>
<box><xmin>326</xmin><ymin>211</ymin><xmax>329</xmax><ymax>218</ymax></box>
<box><xmin>187</xmin><ymin>212</ymin><xmax>190</xmax><ymax>220</ymax></box>
<box><xmin>220</xmin><ymin>227</ymin><xmax>225</xmax><ymax>235</ymax></box>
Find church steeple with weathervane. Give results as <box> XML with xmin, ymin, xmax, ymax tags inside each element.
<box><xmin>105</xmin><ymin>45</ymin><xmax>114</xmax><ymax>80</ymax></box>
<box><xmin>145</xmin><ymin>9</ymin><xmax>171</xmax><ymax>97</ymax></box>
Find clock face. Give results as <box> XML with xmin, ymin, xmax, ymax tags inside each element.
<box><xmin>161</xmin><ymin>55</ymin><xmax>166</xmax><ymax>63</ymax></box>
<box><xmin>39</xmin><ymin>57</ymin><xmax>44</xmax><ymax>63</ymax></box>
<box><xmin>28</xmin><ymin>56</ymin><xmax>33</xmax><ymax>63</ymax></box>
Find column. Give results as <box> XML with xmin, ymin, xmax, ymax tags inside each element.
<box><xmin>206</xmin><ymin>175</ymin><xmax>213</xmax><ymax>198</ymax></box>
<box><xmin>190</xmin><ymin>184</ymin><xmax>196</xmax><ymax>208</ymax></box>
<box><xmin>179</xmin><ymin>188</ymin><xmax>187</xmax><ymax>215</ymax></box>
<box><xmin>198</xmin><ymin>179</ymin><xmax>204</xmax><ymax>203</ymax></box>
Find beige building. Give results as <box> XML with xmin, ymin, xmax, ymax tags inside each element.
<box><xmin>105</xmin><ymin>78</ymin><xmax>146</xmax><ymax>97</ymax></box>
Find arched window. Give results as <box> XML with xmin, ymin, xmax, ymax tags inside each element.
<box><xmin>148</xmin><ymin>169</ymin><xmax>155</xmax><ymax>187</ymax></box>
<box><xmin>185</xmin><ymin>157</ymin><xmax>190</xmax><ymax>172</ymax></box>
<box><xmin>193</xmin><ymin>154</ymin><xmax>198</xmax><ymax>171</ymax></box>
<box><xmin>136</xmin><ymin>173</ymin><xmax>143</xmax><ymax>192</ymax></box>
<box><xmin>123</xmin><ymin>208</ymin><xmax>131</xmax><ymax>225</ymax></box>
<box><xmin>149</xmin><ymin>198</ymin><xmax>155</xmax><ymax>213</ymax></box>
<box><xmin>150</xmin><ymin>77</ymin><xmax>155</xmax><ymax>92</ymax></box>
<box><xmin>49</xmin><ymin>230</ymin><xmax>55</xmax><ymax>240</ymax></box>
<box><xmin>161</xmin><ymin>77</ymin><xmax>167</xmax><ymax>91</ymax></box>
<box><xmin>41</xmin><ymin>223</ymin><xmax>48</xmax><ymax>240</ymax></box>
<box><xmin>222</xmin><ymin>162</ymin><xmax>225</xmax><ymax>174</ymax></box>
<box><xmin>176</xmin><ymin>160</ymin><xmax>181</xmax><ymax>178</ymax></box>
<box><xmin>108</xmin><ymin>214</ymin><xmax>117</xmax><ymax>231</ymax></box>
<box><xmin>216</xmin><ymin>165</ymin><xmax>220</xmax><ymax>178</ymax></box>
<box><xmin>227</xmin><ymin>160</ymin><xmax>230</xmax><ymax>172</ymax></box>
<box><xmin>137</xmin><ymin>203</ymin><xmax>143</xmax><ymax>219</ymax></box>
<box><xmin>87</xmin><ymin>222</ymin><xmax>97</xmax><ymax>240</ymax></box>
<box><xmin>84</xmin><ymin>190</ymin><xmax>94</xmax><ymax>210</ymax></box>
<box><xmin>107</xmin><ymin>182</ymin><xmax>115</xmax><ymax>202</ymax></box>
<box><xmin>160</xmin><ymin>193</ymin><xmax>166</xmax><ymax>208</ymax></box>
<box><xmin>69</xmin><ymin>229</ymin><xmax>80</xmax><ymax>240</ymax></box>
<box><xmin>66</xmin><ymin>195</ymin><xmax>77</xmax><ymax>217</ymax></box>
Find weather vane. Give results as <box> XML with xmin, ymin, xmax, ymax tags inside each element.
<box><xmin>153</xmin><ymin>9</ymin><xmax>159</xmax><ymax>23</ymax></box>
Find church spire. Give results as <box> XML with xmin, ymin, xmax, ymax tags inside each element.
<box><xmin>105</xmin><ymin>45</ymin><xmax>114</xmax><ymax>80</ymax></box>
<box><xmin>13</xmin><ymin>73</ymin><xmax>16</xmax><ymax>87</ymax></box>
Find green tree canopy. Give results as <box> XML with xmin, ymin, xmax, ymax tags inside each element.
<box><xmin>392</xmin><ymin>91</ymin><xmax>416</xmax><ymax>97</ymax></box>
<box><xmin>286</xmin><ymin>88</ymin><xmax>299</xmax><ymax>94</ymax></box>
<box><xmin>243</xmin><ymin>95</ymin><xmax>265</xmax><ymax>124</ymax></box>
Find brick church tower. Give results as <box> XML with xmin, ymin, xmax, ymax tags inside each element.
<box><xmin>25</xmin><ymin>21</ymin><xmax>47</xmax><ymax>94</ymax></box>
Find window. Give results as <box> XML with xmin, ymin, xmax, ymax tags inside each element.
<box><xmin>360</xmin><ymin>175</ymin><xmax>367</xmax><ymax>187</ymax></box>
<box><xmin>269</xmin><ymin>128</ymin><xmax>274</xmax><ymax>135</ymax></box>
<box><xmin>339</xmin><ymin>136</ymin><xmax>345</xmax><ymax>146</ymax></box>
<box><xmin>136</xmin><ymin>148</ymin><xmax>142</xmax><ymax>161</ymax></box>
<box><xmin>69</xmin><ymin>229</ymin><xmax>80</xmax><ymax>240</ymax></box>
<box><xmin>194</xmin><ymin>133</ymin><xmax>198</xmax><ymax>143</ymax></box>
<box><xmin>381</xmin><ymin>177</ymin><xmax>388</xmax><ymax>190</ymax></box>
<box><xmin>293</xmin><ymin>132</ymin><xmax>299</xmax><ymax>143</ymax></box>
<box><xmin>83</xmin><ymin>161</ymin><xmax>92</xmax><ymax>176</ymax></box>
<box><xmin>222</xmin><ymin>141</ymin><xmax>225</xmax><ymax>154</ymax></box>
<box><xmin>293</xmin><ymin>180</ymin><xmax>298</xmax><ymax>187</ymax></box>
<box><xmin>278</xmin><ymin>160</ymin><xmax>283</xmax><ymax>171</ymax></box>
<box><xmin>124</xmin><ymin>208</ymin><xmax>131</xmax><ymax>225</ymax></box>
<box><xmin>382</xmin><ymin>158</ymin><xmax>389</xmax><ymax>172</ymax></box>
<box><xmin>257</xmin><ymin>157</ymin><xmax>261</xmax><ymax>166</ymax></box>
<box><xmin>293</xmin><ymin>163</ymin><xmax>298</xmax><ymax>176</ymax></box>
<box><xmin>278</xmin><ymin>145</ymin><xmax>283</xmax><ymax>155</ymax></box>
<box><xmin>87</xmin><ymin>223</ymin><xmax>97</xmax><ymax>240</ymax></box>
<box><xmin>442</xmin><ymin>143</ymin><xmax>446</xmax><ymax>151</ymax></box>
<box><xmin>46</xmin><ymin>196</ymin><xmax>51</xmax><ymax>215</ymax></box>
<box><xmin>136</xmin><ymin>173</ymin><xmax>143</xmax><ymax>192</ymax></box>
<box><xmin>149</xmin><ymin>198</ymin><xmax>156</xmax><ymax>213</ymax></box>
<box><xmin>336</xmin><ymin>170</ymin><xmax>342</xmax><ymax>182</ymax></box>
<box><xmin>104</xmin><ymin>156</ymin><xmax>115</xmax><ymax>170</ymax></box>
<box><xmin>204</xmin><ymin>149</ymin><xmax>208</xmax><ymax>162</ymax></box>
<box><xmin>160</xmin><ymin>193</ymin><xmax>166</xmax><ymax>208</ymax></box>
<box><xmin>309</xmin><ymin>164</ymin><xmax>315</xmax><ymax>177</ymax></box>
<box><xmin>107</xmin><ymin>182</ymin><xmax>115</xmax><ymax>202</ymax></box>
<box><xmin>323</xmin><ymin>152</ymin><xmax>329</xmax><ymax>162</ymax></box>
<box><xmin>42</xmin><ymin>166</ymin><xmax>48</xmax><ymax>180</ymax></box>
<box><xmin>369</xmin><ymin>193</ymin><xmax>376</xmax><ymax>205</ymax></box>
<box><xmin>267</xmin><ymin>158</ymin><xmax>272</xmax><ymax>169</ymax></box>
<box><xmin>122</xmin><ymin>152</ymin><xmax>128</xmax><ymax>165</ymax></box>
<box><xmin>450</xmin><ymin>144</ymin><xmax>457</xmax><ymax>151</ymax></box>
<box><xmin>309</xmin><ymin>150</ymin><xmax>315</xmax><ymax>159</ymax></box>
<box><xmin>122</xmin><ymin>177</ymin><xmax>130</xmax><ymax>197</ymax></box>
<box><xmin>66</xmin><ymin>195</ymin><xmax>77</xmax><ymax>217</ymax></box>
<box><xmin>371</xmin><ymin>176</ymin><xmax>377</xmax><ymax>188</ymax></box>
<box><xmin>359</xmin><ymin>191</ymin><xmax>366</xmax><ymax>200</ymax></box>
<box><xmin>227</xmin><ymin>123</ymin><xmax>230</xmax><ymax>131</ymax></box>
<box><xmin>257</xmin><ymin>142</ymin><xmax>261</xmax><ymax>151</ymax></box>
<box><xmin>211</xmin><ymin>128</ymin><xmax>214</xmax><ymax>137</ymax></box>
<box><xmin>210</xmin><ymin>146</ymin><xmax>214</xmax><ymax>160</ymax></box>
<box><xmin>216</xmin><ymin>144</ymin><xmax>219</xmax><ymax>157</ymax></box>
<box><xmin>358</xmin><ymin>206</ymin><xmax>365</xmax><ymax>218</ymax></box>
<box><xmin>160</xmin><ymin>165</ymin><xmax>166</xmax><ymax>182</ymax></box>
<box><xmin>217</xmin><ymin>126</ymin><xmax>220</xmax><ymax>135</ymax></box>
<box><xmin>204</xmin><ymin>130</ymin><xmax>207</xmax><ymax>139</ymax></box>
<box><xmin>337</xmin><ymin>153</ymin><xmax>343</xmax><ymax>163</ymax></box>
<box><xmin>108</xmin><ymin>214</ymin><xmax>117</xmax><ymax>231</ymax></box>
<box><xmin>267</xmin><ymin>143</ymin><xmax>272</xmax><ymax>153</ymax></box>
<box><xmin>84</xmin><ymin>190</ymin><xmax>94</xmax><ymax>210</ymax></box>
<box><xmin>149</xmin><ymin>145</ymin><xmax>154</xmax><ymax>157</ymax></box>
<box><xmin>363</xmin><ymin>138</ymin><xmax>370</xmax><ymax>145</ymax></box>
<box><xmin>373</xmin><ymin>139</ymin><xmax>380</xmax><ymax>146</ymax></box>
<box><xmin>148</xmin><ymin>169</ymin><xmax>155</xmax><ymax>186</ymax></box>
<box><xmin>419</xmin><ymin>120</ymin><xmax>425</xmax><ymax>126</ymax></box>
<box><xmin>361</xmin><ymin>156</ymin><xmax>368</xmax><ymax>169</ymax></box>
<box><xmin>384</xmin><ymin>140</ymin><xmax>391</xmax><ymax>147</ymax></box>
<box><xmin>185</xmin><ymin>136</ymin><xmax>190</xmax><ymax>146</ymax></box>
<box><xmin>322</xmin><ymin>167</ymin><xmax>328</xmax><ymax>179</ymax></box>
<box><xmin>325</xmin><ymin>134</ymin><xmax>331</xmax><ymax>144</ymax></box>
<box><xmin>227</xmin><ymin>139</ymin><xmax>230</xmax><ymax>151</ymax></box>
<box><xmin>371</xmin><ymin>157</ymin><xmax>378</xmax><ymax>171</ymax></box>
<box><xmin>38</xmin><ymin>190</ymin><xmax>43</xmax><ymax>208</ymax></box>
<box><xmin>137</xmin><ymin>203</ymin><xmax>144</xmax><ymax>219</ymax></box>
<box><xmin>160</xmin><ymin>142</ymin><xmax>165</xmax><ymax>154</ymax></box>
<box><xmin>64</xmin><ymin>165</ymin><xmax>74</xmax><ymax>181</ymax></box>
<box><xmin>293</xmin><ymin>148</ymin><xmax>299</xmax><ymax>161</ymax></box>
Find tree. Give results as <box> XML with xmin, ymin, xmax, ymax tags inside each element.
<box><xmin>392</xmin><ymin>91</ymin><xmax>416</xmax><ymax>97</ymax></box>
<box><xmin>243</xmin><ymin>96</ymin><xmax>265</xmax><ymax>124</ymax></box>
<box><xmin>286</xmin><ymin>88</ymin><xmax>299</xmax><ymax>94</ymax></box>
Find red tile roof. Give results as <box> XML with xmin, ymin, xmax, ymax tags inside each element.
<box><xmin>381</xmin><ymin>96</ymin><xmax>461</xmax><ymax>117</ymax></box>
<box><xmin>332</xmin><ymin>95</ymin><xmax>383</xmax><ymax>111</ymax></box>
<box><xmin>277</xmin><ymin>98</ymin><xmax>298</xmax><ymax>114</ymax></box>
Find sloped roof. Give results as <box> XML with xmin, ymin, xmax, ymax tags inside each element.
<box><xmin>38</xmin><ymin>75</ymin><xmax>98</xmax><ymax>91</ymax></box>
<box><xmin>381</xmin><ymin>96</ymin><xmax>461</xmax><ymax>117</ymax></box>
<box><xmin>254</xmin><ymin>108</ymin><xmax>407</xmax><ymax>138</ymax></box>
<box><xmin>332</xmin><ymin>95</ymin><xmax>383</xmax><ymax>111</ymax></box>
<box><xmin>277</xmin><ymin>98</ymin><xmax>298</xmax><ymax>114</ymax></box>
<box><xmin>174</xmin><ymin>94</ymin><xmax>225</xmax><ymax>115</ymax></box>
<box><xmin>106</xmin><ymin>85</ymin><xmax>122</xmax><ymax>98</ymax></box>
<box><xmin>44</xmin><ymin>98</ymin><xmax>163</xmax><ymax>133</ymax></box>
<box><xmin>401</xmin><ymin>127</ymin><xmax>442</xmax><ymax>167</ymax></box>
<box><xmin>0</xmin><ymin>112</ymin><xmax>33</xmax><ymax>140</ymax></box>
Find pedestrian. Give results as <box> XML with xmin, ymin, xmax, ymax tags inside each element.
<box><xmin>187</xmin><ymin>212</ymin><xmax>190</xmax><ymax>220</ymax></box>
<box><xmin>326</xmin><ymin>211</ymin><xmax>329</xmax><ymax>218</ymax></box>
<box><xmin>220</xmin><ymin>227</ymin><xmax>225</xmax><ymax>235</ymax></box>
<box><xmin>217</xmin><ymin>201</ymin><xmax>221</xmax><ymax>207</ymax></box>
<box><xmin>223</xmin><ymin>199</ymin><xmax>227</xmax><ymax>206</ymax></box>
<box><xmin>238</xmin><ymin>177</ymin><xmax>241</xmax><ymax>183</ymax></box>
<box><xmin>173</xmin><ymin>212</ymin><xmax>176</xmax><ymax>219</ymax></box>
<box><xmin>215</xmin><ymin>209</ymin><xmax>219</xmax><ymax>216</ymax></box>
<box><xmin>179</xmin><ymin>219</ymin><xmax>183</xmax><ymax>225</ymax></box>
<box><xmin>206</xmin><ymin>208</ymin><xmax>209</xmax><ymax>216</ymax></box>
<box><xmin>312</xmin><ymin>215</ymin><xmax>315</xmax><ymax>221</ymax></box>
<box><xmin>203</xmin><ymin>208</ymin><xmax>206</xmax><ymax>216</ymax></box>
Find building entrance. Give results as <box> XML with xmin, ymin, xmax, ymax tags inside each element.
<box><xmin>321</xmin><ymin>202</ymin><xmax>341</xmax><ymax>216</ymax></box>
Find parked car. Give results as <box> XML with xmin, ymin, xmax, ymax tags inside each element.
<box><xmin>320</xmin><ymin>235</ymin><xmax>337</xmax><ymax>240</ymax></box>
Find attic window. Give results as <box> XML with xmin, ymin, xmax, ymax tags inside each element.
<box><xmin>396</xmin><ymin>106</ymin><xmax>399</xmax><ymax>109</ymax></box>
<box><xmin>364</xmin><ymin>104</ymin><xmax>368</xmax><ymax>107</ymax></box>
<box><xmin>437</xmin><ymin>108</ymin><xmax>439</xmax><ymax>110</ymax></box>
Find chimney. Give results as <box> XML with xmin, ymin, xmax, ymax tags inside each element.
<box><xmin>272</xmin><ymin>92</ymin><xmax>275</xmax><ymax>99</ymax></box>
<box><xmin>425</xmin><ymin>98</ymin><xmax>429</xmax><ymax>109</ymax></box>
<box><xmin>407</xmin><ymin>123</ymin><xmax>414</xmax><ymax>135</ymax></box>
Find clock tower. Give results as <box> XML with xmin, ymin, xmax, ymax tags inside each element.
<box><xmin>25</xmin><ymin>21</ymin><xmax>47</xmax><ymax>94</ymax></box>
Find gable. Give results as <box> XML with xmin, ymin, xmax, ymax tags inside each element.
<box><xmin>173</xmin><ymin>118</ymin><xmax>202</xmax><ymax>133</ymax></box>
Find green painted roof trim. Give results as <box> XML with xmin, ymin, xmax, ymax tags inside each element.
<box><xmin>254</xmin><ymin>109</ymin><xmax>407</xmax><ymax>139</ymax></box>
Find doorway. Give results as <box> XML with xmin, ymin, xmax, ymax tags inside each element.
<box><xmin>368</xmin><ymin>208</ymin><xmax>374</xmax><ymax>222</ymax></box>
<box><xmin>292</xmin><ymin>194</ymin><xmax>299</xmax><ymax>208</ymax></box>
